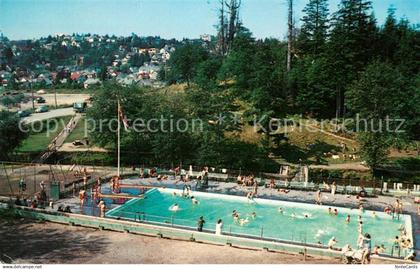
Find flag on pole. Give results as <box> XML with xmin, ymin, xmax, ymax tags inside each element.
<box><xmin>118</xmin><ymin>101</ymin><xmax>130</xmax><ymax>131</ymax></box>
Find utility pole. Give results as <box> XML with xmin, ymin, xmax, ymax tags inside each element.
<box><xmin>287</xmin><ymin>0</ymin><xmax>293</xmax><ymax>72</ymax></box>
<box><xmin>54</xmin><ymin>86</ymin><xmax>58</xmax><ymax>109</ymax></box>
<box><xmin>30</xmin><ymin>81</ymin><xmax>35</xmax><ymax>110</ymax></box>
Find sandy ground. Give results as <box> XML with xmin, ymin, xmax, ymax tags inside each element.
<box><xmin>1</xmin><ymin>93</ymin><xmax>90</xmax><ymax>112</ymax></box>
<box><xmin>21</xmin><ymin>94</ymin><xmax>90</xmax><ymax>110</ymax></box>
<box><xmin>0</xmin><ymin>219</ymin><xmax>339</xmax><ymax>264</ymax></box>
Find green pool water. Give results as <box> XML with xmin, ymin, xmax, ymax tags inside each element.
<box><xmin>106</xmin><ymin>188</ymin><xmax>411</xmax><ymax>252</ymax></box>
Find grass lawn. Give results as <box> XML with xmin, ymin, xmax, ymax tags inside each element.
<box><xmin>18</xmin><ymin>116</ymin><xmax>72</xmax><ymax>152</ymax></box>
<box><xmin>226</xmin><ymin>118</ymin><xmax>360</xmax><ymax>164</ymax></box>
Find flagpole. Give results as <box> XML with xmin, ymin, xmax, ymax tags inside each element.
<box><xmin>117</xmin><ymin>99</ymin><xmax>121</xmax><ymax>178</ymax></box>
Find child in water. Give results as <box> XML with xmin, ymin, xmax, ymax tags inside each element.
<box><xmin>345</xmin><ymin>214</ymin><xmax>351</xmax><ymax>224</ymax></box>
<box><xmin>232</xmin><ymin>211</ymin><xmax>240</xmax><ymax>223</ymax></box>
<box><xmin>170</xmin><ymin>203</ymin><xmax>180</xmax><ymax>211</ymax></box>
<box><xmin>239</xmin><ymin>218</ymin><xmax>249</xmax><ymax>226</ymax></box>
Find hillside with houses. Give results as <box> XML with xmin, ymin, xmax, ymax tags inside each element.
<box><xmin>0</xmin><ymin>33</ymin><xmax>211</xmax><ymax>92</ymax></box>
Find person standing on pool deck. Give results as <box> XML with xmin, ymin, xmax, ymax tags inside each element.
<box><xmin>197</xmin><ymin>216</ymin><xmax>205</xmax><ymax>232</ymax></box>
<box><xmin>361</xmin><ymin>233</ymin><xmax>372</xmax><ymax>264</ymax></box>
<box><xmin>79</xmin><ymin>190</ymin><xmax>86</xmax><ymax>207</ymax></box>
<box><xmin>99</xmin><ymin>201</ymin><xmax>106</xmax><ymax>217</ymax></box>
<box><xmin>315</xmin><ymin>189</ymin><xmax>322</xmax><ymax>205</ymax></box>
<box><xmin>215</xmin><ymin>219</ymin><xmax>223</xmax><ymax>235</ymax></box>
<box><xmin>331</xmin><ymin>181</ymin><xmax>337</xmax><ymax>196</ymax></box>
<box><xmin>253</xmin><ymin>181</ymin><xmax>258</xmax><ymax>196</ymax></box>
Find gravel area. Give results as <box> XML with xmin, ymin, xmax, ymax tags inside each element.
<box><xmin>0</xmin><ymin>219</ymin><xmax>338</xmax><ymax>264</ymax></box>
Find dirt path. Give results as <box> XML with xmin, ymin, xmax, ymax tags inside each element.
<box><xmin>52</xmin><ymin>114</ymin><xmax>82</xmax><ymax>150</ymax></box>
<box><xmin>301</xmin><ymin>122</ymin><xmax>356</xmax><ymax>143</ymax></box>
<box><xmin>309</xmin><ymin>162</ymin><xmax>369</xmax><ymax>171</ymax></box>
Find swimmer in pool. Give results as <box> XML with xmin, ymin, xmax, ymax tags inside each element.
<box><xmin>239</xmin><ymin>218</ymin><xmax>249</xmax><ymax>226</ymax></box>
<box><xmin>328</xmin><ymin>237</ymin><xmax>338</xmax><ymax>249</ymax></box>
<box><xmin>372</xmin><ymin>212</ymin><xmax>377</xmax><ymax>218</ymax></box>
<box><xmin>278</xmin><ymin>207</ymin><xmax>284</xmax><ymax>214</ymax></box>
<box><xmin>169</xmin><ymin>203</ymin><xmax>180</xmax><ymax>211</ymax></box>
<box><xmin>173</xmin><ymin>192</ymin><xmax>177</xmax><ymax>196</ymax></box>
<box><xmin>304</xmin><ymin>214</ymin><xmax>309</xmax><ymax>219</ymax></box>
<box><xmin>191</xmin><ymin>196</ymin><xmax>199</xmax><ymax>204</ymax></box>
<box><xmin>232</xmin><ymin>211</ymin><xmax>240</xmax><ymax>223</ymax></box>
<box><xmin>333</xmin><ymin>209</ymin><xmax>338</xmax><ymax>216</ymax></box>
<box><xmin>358</xmin><ymin>221</ymin><xmax>363</xmax><ymax>233</ymax></box>
<box><xmin>345</xmin><ymin>214</ymin><xmax>351</xmax><ymax>224</ymax></box>
<box><xmin>251</xmin><ymin>212</ymin><xmax>257</xmax><ymax>219</ymax></box>
<box><xmin>328</xmin><ymin>207</ymin><xmax>332</xmax><ymax>215</ymax></box>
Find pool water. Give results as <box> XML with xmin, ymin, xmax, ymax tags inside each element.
<box><xmin>106</xmin><ymin>188</ymin><xmax>411</xmax><ymax>252</ymax></box>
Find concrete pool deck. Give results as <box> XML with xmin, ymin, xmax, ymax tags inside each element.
<box><xmin>48</xmin><ymin>176</ymin><xmax>420</xmax><ymax>261</ymax></box>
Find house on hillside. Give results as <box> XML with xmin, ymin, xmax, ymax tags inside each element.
<box><xmin>83</xmin><ymin>78</ymin><xmax>100</xmax><ymax>89</ymax></box>
<box><xmin>70</xmin><ymin>71</ymin><xmax>81</xmax><ymax>81</ymax></box>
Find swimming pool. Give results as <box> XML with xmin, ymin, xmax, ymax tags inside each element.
<box><xmin>106</xmin><ymin>188</ymin><xmax>412</xmax><ymax>254</ymax></box>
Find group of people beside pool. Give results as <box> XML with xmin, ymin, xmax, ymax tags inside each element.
<box><xmin>393</xmin><ymin>225</ymin><xmax>415</xmax><ymax>260</ymax></box>
<box><xmin>326</xmin><ymin>207</ymin><xmax>373</xmax><ymax>264</ymax></box>
<box><xmin>195</xmin><ymin>217</ymin><xmax>223</xmax><ymax>235</ymax></box>
<box><xmin>77</xmin><ymin>177</ymin><xmax>106</xmax><ymax>217</ymax></box>
<box><xmin>332</xmin><ymin>199</ymin><xmax>412</xmax><ymax>263</ymax></box>
<box><xmin>236</xmin><ymin>175</ymin><xmax>259</xmax><ymax>200</ymax></box>
<box><xmin>237</xmin><ymin>175</ymin><xmax>256</xmax><ymax>187</ymax></box>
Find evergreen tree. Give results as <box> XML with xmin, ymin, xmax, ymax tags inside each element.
<box><xmin>218</xmin><ymin>27</ymin><xmax>255</xmax><ymax>94</ymax></box>
<box><xmin>298</xmin><ymin>0</ymin><xmax>329</xmax><ymax>56</ymax></box>
<box><xmin>393</xmin><ymin>18</ymin><xmax>419</xmax><ymax>76</ymax></box>
<box><xmin>380</xmin><ymin>6</ymin><xmax>399</xmax><ymax>60</ymax></box>
<box><xmin>165</xmin><ymin>44</ymin><xmax>208</xmax><ymax>86</ymax></box>
<box><xmin>326</xmin><ymin>0</ymin><xmax>378</xmax><ymax>118</ymax></box>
